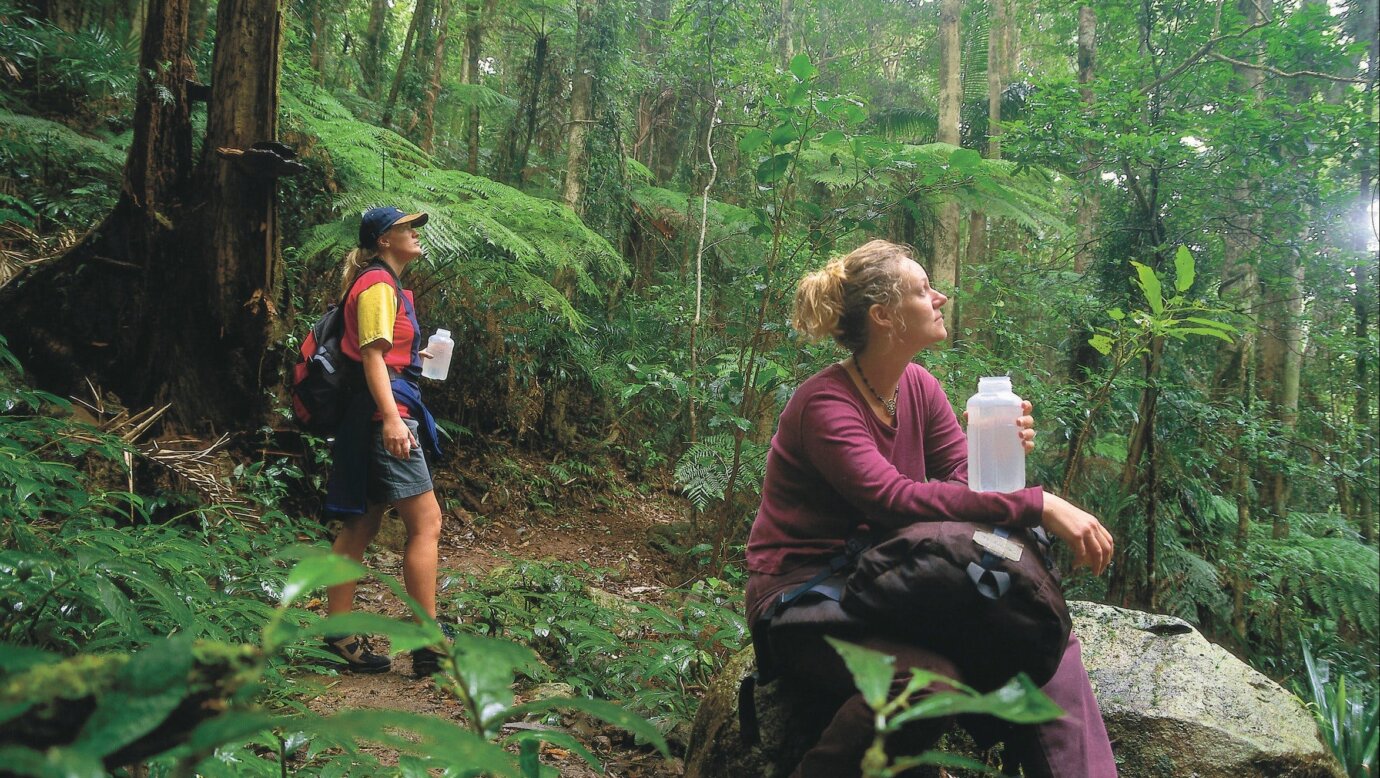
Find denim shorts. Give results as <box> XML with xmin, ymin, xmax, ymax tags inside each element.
<box><xmin>367</xmin><ymin>418</ymin><xmax>433</xmax><ymax>504</ymax></box>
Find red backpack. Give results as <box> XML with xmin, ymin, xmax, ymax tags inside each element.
<box><xmin>290</xmin><ymin>263</ymin><xmax>401</xmax><ymax>434</ymax></box>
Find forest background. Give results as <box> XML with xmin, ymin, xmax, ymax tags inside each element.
<box><xmin>0</xmin><ymin>0</ymin><xmax>1377</xmax><ymax>774</ymax></box>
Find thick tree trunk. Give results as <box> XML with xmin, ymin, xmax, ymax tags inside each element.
<box><xmin>932</xmin><ymin>0</ymin><xmax>961</xmax><ymax>293</ymax></box>
<box><xmin>461</xmin><ymin>0</ymin><xmax>496</xmax><ymax>174</ymax></box>
<box><xmin>503</xmin><ymin>32</ymin><xmax>549</xmax><ymax>188</ymax></box>
<box><xmin>0</xmin><ymin>0</ymin><xmax>286</xmax><ymax>431</ymax></box>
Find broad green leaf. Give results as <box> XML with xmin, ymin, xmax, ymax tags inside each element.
<box><xmin>307</xmin><ymin>612</ymin><xmax>442</xmax><ymax>653</ymax></box>
<box><xmin>279</xmin><ymin>553</ymin><xmax>368</xmax><ymax>608</ymax></box>
<box><xmin>888</xmin><ymin>751</ymin><xmax>994</xmax><ymax>773</ymax></box>
<box><xmin>0</xmin><ymin>643</ymin><xmax>60</xmax><ymax>674</ymax></box>
<box><xmin>1169</xmin><ymin>326</ymin><xmax>1235</xmax><ymax>343</ymax></box>
<box><xmin>1088</xmin><ymin>334</ymin><xmax>1114</xmax><ymax>355</ymax></box>
<box><xmin>770</xmin><ymin>122</ymin><xmax>803</xmax><ymax>147</ymax></box>
<box><xmin>819</xmin><ymin>130</ymin><xmax>846</xmax><ymax>146</ymax></box>
<box><xmin>317</xmin><ymin>709</ymin><xmax>518</xmax><ymax>775</ymax></box>
<box><xmin>0</xmin><ymin>745</ymin><xmax>105</xmax><ymax>778</ymax></box>
<box><xmin>755</xmin><ymin>153</ymin><xmax>793</xmax><ymax>184</ymax></box>
<box><xmin>738</xmin><ymin>129</ymin><xmax>769</xmax><ymax>154</ymax></box>
<box><xmin>890</xmin><ymin>674</ymin><xmax>1064</xmax><ymax>728</ymax></box>
<box><xmin>506</xmin><ymin>696</ymin><xmax>670</xmax><ymax>757</ymax></box>
<box><xmin>451</xmin><ymin>634</ymin><xmax>543</xmax><ymax>737</ymax></box>
<box><xmin>502</xmin><ymin>729</ymin><xmax>599</xmax><ymax>771</ymax></box>
<box><xmin>789</xmin><ymin>53</ymin><xmax>818</xmax><ymax>82</ymax></box>
<box><xmin>1173</xmin><ymin>245</ymin><xmax>1195</xmax><ymax>292</ymax></box>
<box><xmin>1107</xmin><ymin>307</ymin><xmax>1125</xmax><ymax>321</ymax></box>
<box><xmin>1131</xmin><ymin>261</ymin><xmax>1163</xmax><ymax>314</ymax></box>
<box><xmin>949</xmin><ymin>147</ymin><xmax>982</xmax><ymax>171</ymax></box>
<box><xmin>825</xmin><ymin>637</ymin><xmax>895</xmax><ymax>710</ymax></box>
<box><xmin>72</xmin><ymin>636</ymin><xmax>194</xmax><ymax>758</ymax></box>
<box><xmin>173</xmin><ymin>710</ymin><xmax>282</xmax><ymax>755</ymax></box>
<box><xmin>1182</xmin><ymin>316</ymin><xmax>1235</xmax><ymax>331</ymax></box>
<box><xmin>786</xmin><ymin>82</ymin><xmax>809</xmax><ymax>108</ymax></box>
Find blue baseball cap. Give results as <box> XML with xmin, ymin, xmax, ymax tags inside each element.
<box><xmin>359</xmin><ymin>206</ymin><xmax>428</xmax><ymax>249</ymax></box>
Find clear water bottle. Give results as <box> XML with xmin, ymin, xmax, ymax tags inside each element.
<box><xmin>967</xmin><ymin>376</ymin><xmax>1025</xmax><ymax>493</ymax></box>
<box><xmin>421</xmin><ymin>328</ymin><xmax>454</xmax><ymax>380</ymax></box>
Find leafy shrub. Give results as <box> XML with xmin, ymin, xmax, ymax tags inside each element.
<box><xmin>444</xmin><ymin>559</ymin><xmax>747</xmax><ymax>738</ymax></box>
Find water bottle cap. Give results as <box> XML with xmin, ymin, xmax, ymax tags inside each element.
<box><xmin>436</xmin><ymin>329</ymin><xmax>450</xmax><ymax>338</ymax></box>
<box><xmin>979</xmin><ymin>376</ymin><xmax>1012</xmax><ymax>393</ymax></box>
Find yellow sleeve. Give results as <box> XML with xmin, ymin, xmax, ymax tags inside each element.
<box><xmin>356</xmin><ymin>282</ymin><xmax>397</xmax><ymax>349</ymax></box>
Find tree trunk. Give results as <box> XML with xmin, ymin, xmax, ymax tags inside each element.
<box><xmin>932</xmin><ymin>0</ymin><xmax>961</xmax><ymax>292</ymax></box>
<box><xmin>563</xmin><ymin>0</ymin><xmax>595</xmax><ymax>211</ymax></box>
<box><xmin>503</xmin><ymin>32</ymin><xmax>549</xmax><ymax>188</ymax></box>
<box><xmin>461</xmin><ymin>0</ymin><xmax>496</xmax><ymax>174</ymax></box>
<box><xmin>382</xmin><ymin>0</ymin><xmax>434</xmax><ymax>129</ymax></box>
<box><xmin>779</xmin><ymin>0</ymin><xmax>797</xmax><ymax>70</ymax></box>
<box><xmin>1073</xmin><ymin>5</ymin><xmax>1099</xmax><ymax>274</ymax></box>
<box><xmin>360</xmin><ymin>0</ymin><xmax>389</xmax><ymax>100</ymax></box>
<box><xmin>1258</xmin><ymin>255</ymin><xmax>1306</xmax><ymax>539</ymax></box>
<box><xmin>0</xmin><ymin>0</ymin><xmax>286</xmax><ymax>431</ymax></box>
<box><xmin>961</xmin><ymin>0</ymin><xmax>1006</xmax><ymax>341</ymax></box>
<box><xmin>1349</xmin><ymin>0</ymin><xmax>1378</xmax><ymax>542</ymax></box>
<box><xmin>420</xmin><ymin>0</ymin><xmax>454</xmax><ymax>154</ymax></box>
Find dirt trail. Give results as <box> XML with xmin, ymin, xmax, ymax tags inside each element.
<box><xmin>301</xmin><ymin>464</ymin><xmax>693</xmax><ymax>777</ymax></box>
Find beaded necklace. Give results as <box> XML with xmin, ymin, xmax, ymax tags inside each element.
<box><xmin>852</xmin><ymin>357</ymin><xmax>897</xmax><ymax>417</ymax></box>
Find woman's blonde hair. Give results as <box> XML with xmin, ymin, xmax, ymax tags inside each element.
<box><xmin>339</xmin><ymin>247</ymin><xmax>378</xmax><ymax>298</ymax></box>
<box><xmin>792</xmin><ymin>239</ymin><xmax>914</xmax><ymax>353</ymax></box>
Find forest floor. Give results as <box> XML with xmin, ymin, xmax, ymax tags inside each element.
<box><xmin>295</xmin><ymin>447</ymin><xmax>697</xmax><ymax>777</ymax></box>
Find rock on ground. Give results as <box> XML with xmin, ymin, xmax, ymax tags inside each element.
<box><xmin>684</xmin><ymin>601</ymin><xmax>1344</xmax><ymax>778</ymax></box>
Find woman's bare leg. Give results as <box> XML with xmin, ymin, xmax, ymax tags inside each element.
<box><xmin>326</xmin><ymin>505</ymin><xmax>385</xmax><ymax>616</ymax></box>
<box><xmin>393</xmin><ymin>489</ymin><xmax>443</xmax><ymax>618</ymax></box>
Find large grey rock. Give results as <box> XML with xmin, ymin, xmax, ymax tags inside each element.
<box><xmin>684</xmin><ymin>601</ymin><xmax>1343</xmax><ymax>778</ymax></box>
<box><xmin>1072</xmin><ymin>601</ymin><xmax>1341</xmax><ymax>778</ymax></box>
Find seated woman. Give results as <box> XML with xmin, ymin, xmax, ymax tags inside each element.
<box><xmin>745</xmin><ymin>239</ymin><xmax>1118</xmax><ymax>777</ymax></box>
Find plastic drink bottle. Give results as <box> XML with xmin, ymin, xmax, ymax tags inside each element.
<box><xmin>966</xmin><ymin>376</ymin><xmax>1025</xmax><ymax>493</ymax></box>
<box><xmin>421</xmin><ymin>329</ymin><xmax>454</xmax><ymax>380</ymax></box>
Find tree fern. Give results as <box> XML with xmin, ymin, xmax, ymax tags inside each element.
<box><xmin>674</xmin><ymin>434</ymin><xmax>769</xmax><ymax>511</ymax></box>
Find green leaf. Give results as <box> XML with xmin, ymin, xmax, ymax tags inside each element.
<box><xmin>279</xmin><ymin>553</ymin><xmax>369</xmax><ymax>608</ymax></box>
<box><xmin>1131</xmin><ymin>261</ymin><xmax>1164</xmax><ymax>314</ymax></box>
<box><xmin>502</xmin><ymin>729</ymin><xmax>600</xmax><ymax>771</ymax></box>
<box><xmin>450</xmin><ymin>634</ymin><xmax>543</xmax><ymax>737</ymax></box>
<box><xmin>755</xmin><ymin>153</ymin><xmax>793</xmax><ymax>184</ymax></box>
<box><xmin>1173</xmin><ymin>245</ymin><xmax>1195</xmax><ymax>293</ymax></box>
<box><xmin>1088</xmin><ymin>334</ymin><xmax>1114</xmax><ymax>355</ymax></box>
<box><xmin>506</xmin><ymin>697</ymin><xmax>670</xmax><ymax>758</ymax></box>
<box><xmin>949</xmin><ymin>147</ymin><xmax>982</xmax><ymax>171</ymax></box>
<box><xmin>299</xmin><ymin>709</ymin><xmax>518</xmax><ymax>775</ymax></box>
<box><xmin>72</xmin><ymin>636</ymin><xmax>195</xmax><ymax>758</ymax></box>
<box><xmin>819</xmin><ymin>130</ymin><xmax>846</xmax><ymax>146</ymax></box>
<box><xmin>770</xmin><ymin>122</ymin><xmax>803</xmax><ymax>147</ymax></box>
<box><xmin>789</xmin><ymin>53</ymin><xmax>818</xmax><ymax>82</ymax></box>
<box><xmin>889</xmin><ymin>674</ymin><xmax>1064</xmax><ymax>728</ymax></box>
<box><xmin>1168</xmin><ymin>326</ymin><xmax>1235</xmax><ymax>343</ymax></box>
<box><xmin>0</xmin><ymin>644</ymin><xmax>61</xmax><ymax>674</ymax></box>
<box><xmin>1182</xmin><ymin>316</ymin><xmax>1235</xmax><ymax>331</ymax></box>
<box><xmin>825</xmin><ymin>637</ymin><xmax>895</xmax><ymax>710</ymax></box>
<box><xmin>1107</xmin><ymin>307</ymin><xmax>1125</xmax><ymax>321</ymax></box>
<box><xmin>785</xmin><ymin>82</ymin><xmax>809</xmax><ymax>108</ymax></box>
<box><xmin>0</xmin><ymin>745</ymin><xmax>106</xmax><ymax>778</ymax></box>
<box><xmin>307</xmin><ymin>612</ymin><xmax>440</xmax><ymax>653</ymax></box>
<box><xmin>739</xmin><ymin>129</ymin><xmax>769</xmax><ymax>154</ymax></box>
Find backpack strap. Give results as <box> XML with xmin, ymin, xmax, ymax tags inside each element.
<box><xmin>739</xmin><ymin>531</ymin><xmax>873</xmax><ymax>746</ymax></box>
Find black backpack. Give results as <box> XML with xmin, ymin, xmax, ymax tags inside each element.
<box><xmin>290</xmin><ymin>263</ymin><xmax>401</xmax><ymax>434</ymax></box>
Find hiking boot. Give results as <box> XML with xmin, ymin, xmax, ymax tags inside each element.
<box><xmin>323</xmin><ymin>634</ymin><xmax>391</xmax><ymax>673</ymax></box>
<box><xmin>411</xmin><ymin>622</ymin><xmax>456</xmax><ymax>679</ymax></box>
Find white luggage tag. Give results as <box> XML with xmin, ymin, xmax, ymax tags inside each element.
<box><xmin>972</xmin><ymin>529</ymin><xmax>1024</xmax><ymax>562</ymax></box>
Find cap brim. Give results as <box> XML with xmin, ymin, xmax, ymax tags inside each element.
<box><xmin>394</xmin><ymin>212</ymin><xmax>428</xmax><ymax>229</ymax></box>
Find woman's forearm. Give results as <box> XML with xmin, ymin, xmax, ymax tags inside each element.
<box><xmin>360</xmin><ymin>346</ymin><xmax>399</xmax><ymax>419</ymax></box>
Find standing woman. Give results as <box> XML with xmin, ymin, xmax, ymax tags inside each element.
<box><xmin>746</xmin><ymin>240</ymin><xmax>1118</xmax><ymax>776</ymax></box>
<box><xmin>321</xmin><ymin>206</ymin><xmax>447</xmax><ymax>677</ymax></box>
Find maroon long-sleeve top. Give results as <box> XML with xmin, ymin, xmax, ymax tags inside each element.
<box><xmin>744</xmin><ymin>362</ymin><xmax>1043</xmax><ymax>625</ymax></box>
